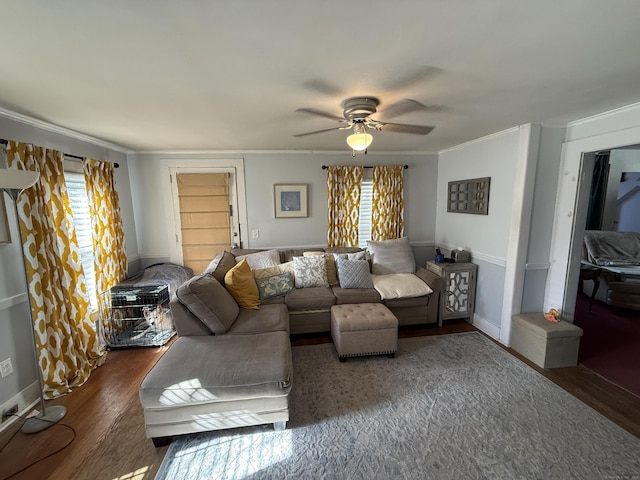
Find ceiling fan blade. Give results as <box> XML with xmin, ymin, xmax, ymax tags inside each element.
<box><xmin>385</xmin><ymin>65</ymin><xmax>443</xmax><ymax>91</ymax></box>
<box><xmin>293</xmin><ymin>126</ymin><xmax>344</xmax><ymax>137</ymax></box>
<box><xmin>295</xmin><ymin>108</ymin><xmax>345</xmax><ymax>122</ymax></box>
<box><xmin>301</xmin><ymin>78</ymin><xmax>344</xmax><ymax>96</ymax></box>
<box><xmin>379</xmin><ymin>99</ymin><xmax>427</xmax><ymax>119</ymax></box>
<box><xmin>378</xmin><ymin>122</ymin><xmax>435</xmax><ymax>135</ymax></box>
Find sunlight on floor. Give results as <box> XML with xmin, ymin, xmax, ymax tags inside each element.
<box><xmin>166</xmin><ymin>429</ymin><xmax>293</xmax><ymax>479</ymax></box>
<box><xmin>112</xmin><ymin>465</ymin><xmax>149</xmax><ymax>480</ymax></box>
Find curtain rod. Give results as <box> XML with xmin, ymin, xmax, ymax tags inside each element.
<box><xmin>322</xmin><ymin>164</ymin><xmax>408</xmax><ymax>169</ymax></box>
<box><xmin>0</xmin><ymin>138</ymin><xmax>119</xmax><ymax>168</ymax></box>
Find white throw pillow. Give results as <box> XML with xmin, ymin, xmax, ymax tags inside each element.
<box><xmin>235</xmin><ymin>249</ymin><xmax>281</xmax><ymax>270</ymax></box>
<box><xmin>367</xmin><ymin>237</ymin><xmax>416</xmax><ymax>274</ymax></box>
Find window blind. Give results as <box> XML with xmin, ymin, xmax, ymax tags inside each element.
<box><xmin>358</xmin><ymin>179</ymin><xmax>373</xmax><ymax>248</ymax></box>
<box><xmin>65</xmin><ymin>171</ymin><xmax>98</xmax><ymax>310</ymax></box>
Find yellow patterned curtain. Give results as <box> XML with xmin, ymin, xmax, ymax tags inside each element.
<box><xmin>7</xmin><ymin>141</ymin><xmax>105</xmax><ymax>399</ymax></box>
<box><xmin>327</xmin><ymin>166</ymin><xmax>363</xmax><ymax>247</ymax></box>
<box><xmin>83</xmin><ymin>158</ymin><xmax>127</xmax><ymax>295</ymax></box>
<box><xmin>371</xmin><ymin>165</ymin><xmax>405</xmax><ymax>240</ymax></box>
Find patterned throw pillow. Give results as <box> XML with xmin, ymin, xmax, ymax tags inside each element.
<box><xmin>293</xmin><ymin>256</ymin><xmax>329</xmax><ymax>288</ymax></box>
<box><xmin>336</xmin><ymin>258</ymin><xmax>373</xmax><ymax>289</ymax></box>
<box><xmin>303</xmin><ymin>251</ymin><xmax>338</xmax><ymax>285</ymax></box>
<box><xmin>255</xmin><ymin>272</ymin><xmax>295</xmax><ymax>300</ymax></box>
<box><xmin>253</xmin><ymin>261</ymin><xmax>294</xmax><ymax>280</ymax></box>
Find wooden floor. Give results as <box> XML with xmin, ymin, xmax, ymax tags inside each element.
<box><xmin>1</xmin><ymin>320</ymin><xmax>639</xmax><ymax>480</ymax></box>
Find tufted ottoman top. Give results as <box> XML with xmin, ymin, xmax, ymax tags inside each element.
<box><xmin>331</xmin><ymin>303</ymin><xmax>398</xmax><ymax>332</ymax></box>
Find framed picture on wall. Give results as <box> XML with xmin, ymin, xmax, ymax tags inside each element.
<box><xmin>274</xmin><ymin>184</ymin><xmax>308</xmax><ymax>218</ymax></box>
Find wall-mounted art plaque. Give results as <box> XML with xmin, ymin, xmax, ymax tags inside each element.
<box><xmin>447</xmin><ymin>177</ymin><xmax>490</xmax><ymax>215</ymax></box>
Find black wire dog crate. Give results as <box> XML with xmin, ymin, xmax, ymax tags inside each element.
<box><xmin>100</xmin><ymin>284</ymin><xmax>175</xmax><ymax>348</ymax></box>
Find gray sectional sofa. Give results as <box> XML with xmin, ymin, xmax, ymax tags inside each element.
<box><xmin>139</xmin><ymin>241</ymin><xmax>444</xmax><ymax>445</ymax></box>
<box><xmin>196</xmin><ymin>246</ymin><xmax>444</xmax><ymax>334</ymax></box>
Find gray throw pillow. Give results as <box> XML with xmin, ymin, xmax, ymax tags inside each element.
<box><xmin>336</xmin><ymin>258</ymin><xmax>374</xmax><ymax>289</ymax></box>
<box><xmin>256</xmin><ymin>272</ymin><xmax>295</xmax><ymax>300</ymax></box>
<box><xmin>176</xmin><ymin>273</ymin><xmax>239</xmax><ymax>333</ymax></box>
<box><xmin>203</xmin><ymin>251</ymin><xmax>237</xmax><ymax>283</ymax></box>
<box><xmin>367</xmin><ymin>237</ymin><xmax>416</xmax><ymax>274</ymax></box>
<box><xmin>293</xmin><ymin>255</ymin><xmax>329</xmax><ymax>288</ymax></box>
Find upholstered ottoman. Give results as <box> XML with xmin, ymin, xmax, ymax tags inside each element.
<box><xmin>330</xmin><ymin>303</ymin><xmax>398</xmax><ymax>361</ymax></box>
<box><xmin>139</xmin><ymin>331</ymin><xmax>292</xmax><ymax>446</ymax></box>
<box><xmin>511</xmin><ymin>313</ymin><xmax>583</xmax><ymax>368</ymax></box>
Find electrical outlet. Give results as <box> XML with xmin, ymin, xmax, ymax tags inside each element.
<box><xmin>252</xmin><ymin>229</ymin><xmax>260</xmax><ymax>239</ymax></box>
<box><xmin>0</xmin><ymin>358</ymin><xmax>13</xmax><ymax>378</ymax></box>
<box><xmin>2</xmin><ymin>404</ymin><xmax>18</xmax><ymax>422</ymax></box>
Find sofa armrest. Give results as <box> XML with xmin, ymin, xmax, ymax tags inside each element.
<box><xmin>415</xmin><ymin>266</ymin><xmax>445</xmax><ymax>294</ymax></box>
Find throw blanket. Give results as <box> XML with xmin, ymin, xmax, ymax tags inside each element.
<box><xmin>372</xmin><ymin>273</ymin><xmax>433</xmax><ymax>300</ymax></box>
<box><xmin>116</xmin><ymin>263</ymin><xmax>194</xmax><ymax>299</ymax></box>
<box><xmin>583</xmin><ymin>230</ymin><xmax>640</xmax><ymax>267</ymax></box>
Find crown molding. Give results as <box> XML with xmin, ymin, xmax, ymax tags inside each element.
<box><xmin>0</xmin><ymin>107</ymin><xmax>128</xmax><ymax>153</ymax></box>
<box><xmin>567</xmin><ymin>101</ymin><xmax>640</xmax><ymax>127</ymax></box>
<box><xmin>438</xmin><ymin>126</ymin><xmax>521</xmax><ymax>154</ymax></box>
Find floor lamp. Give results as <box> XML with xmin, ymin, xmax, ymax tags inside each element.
<box><xmin>0</xmin><ymin>168</ymin><xmax>67</xmax><ymax>433</ymax></box>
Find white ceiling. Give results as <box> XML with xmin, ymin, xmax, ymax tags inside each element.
<box><xmin>2</xmin><ymin>1</ymin><xmax>640</xmax><ymax>153</ymax></box>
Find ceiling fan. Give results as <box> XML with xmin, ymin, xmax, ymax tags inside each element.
<box><xmin>293</xmin><ymin>96</ymin><xmax>436</xmax><ymax>154</ymax></box>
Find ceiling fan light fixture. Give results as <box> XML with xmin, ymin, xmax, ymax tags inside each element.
<box><xmin>346</xmin><ymin>132</ymin><xmax>373</xmax><ymax>151</ymax></box>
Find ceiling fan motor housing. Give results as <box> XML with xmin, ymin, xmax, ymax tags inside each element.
<box><xmin>342</xmin><ymin>97</ymin><xmax>379</xmax><ymax>120</ymax></box>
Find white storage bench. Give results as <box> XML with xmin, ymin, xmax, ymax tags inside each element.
<box><xmin>511</xmin><ymin>313</ymin><xmax>583</xmax><ymax>369</ymax></box>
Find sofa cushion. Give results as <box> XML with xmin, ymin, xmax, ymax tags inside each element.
<box><xmin>139</xmin><ymin>332</ymin><xmax>292</xmax><ymax>408</ymax></box>
<box><xmin>332</xmin><ymin>286</ymin><xmax>381</xmax><ymax>305</ymax></box>
<box><xmin>367</xmin><ymin>237</ymin><xmax>416</xmax><ymax>274</ymax></box>
<box><xmin>227</xmin><ymin>304</ymin><xmax>290</xmax><ymax>335</ymax></box>
<box><xmin>175</xmin><ymin>274</ymin><xmax>239</xmax><ymax>334</ymax></box>
<box><xmin>336</xmin><ymin>257</ymin><xmax>373</xmax><ymax>289</ymax></box>
<box><xmin>303</xmin><ymin>251</ymin><xmax>339</xmax><ymax>285</ymax></box>
<box><xmin>255</xmin><ymin>272</ymin><xmax>295</xmax><ymax>301</ymax></box>
<box><xmin>224</xmin><ymin>259</ymin><xmax>261</xmax><ymax>309</ymax></box>
<box><xmin>372</xmin><ymin>273</ymin><xmax>433</xmax><ymax>300</ymax></box>
<box><xmin>285</xmin><ymin>286</ymin><xmax>336</xmax><ymax>311</ymax></box>
<box><xmin>235</xmin><ymin>249</ymin><xmax>281</xmax><ymax>270</ymax></box>
<box><xmin>293</xmin><ymin>255</ymin><xmax>329</xmax><ymax>288</ymax></box>
<box><xmin>203</xmin><ymin>250</ymin><xmax>237</xmax><ymax>283</ymax></box>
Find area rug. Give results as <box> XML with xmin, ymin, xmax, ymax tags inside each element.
<box><xmin>155</xmin><ymin>332</ymin><xmax>640</xmax><ymax>480</ymax></box>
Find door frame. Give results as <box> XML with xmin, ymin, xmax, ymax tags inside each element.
<box><xmin>545</xmin><ymin>125</ymin><xmax>640</xmax><ymax>320</ymax></box>
<box><xmin>160</xmin><ymin>158</ymin><xmax>248</xmax><ymax>267</ymax></box>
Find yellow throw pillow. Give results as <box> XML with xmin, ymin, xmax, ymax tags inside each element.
<box><xmin>224</xmin><ymin>259</ymin><xmax>260</xmax><ymax>309</ymax></box>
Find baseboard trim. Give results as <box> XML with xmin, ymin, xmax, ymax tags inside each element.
<box><xmin>472</xmin><ymin>314</ymin><xmax>502</xmax><ymax>344</ymax></box>
<box><xmin>0</xmin><ymin>381</ymin><xmax>40</xmax><ymax>433</ymax></box>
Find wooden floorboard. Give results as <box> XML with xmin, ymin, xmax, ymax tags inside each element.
<box><xmin>1</xmin><ymin>319</ymin><xmax>638</xmax><ymax>480</ymax></box>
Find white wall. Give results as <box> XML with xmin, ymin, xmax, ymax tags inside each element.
<box><xmin>128</xmin><ymin>151</ymin><xmax>440</xmax><ymax>266</ymax></box>
<box><xmin>0</xmin><ymin>114</ymin><xmax>131</xmax><ymax>418</ymax></box>
<box><xmin>521</xmin><ymin>126</ymin><xmax>566</xmax><ymax>312</ymax></box>
<box><xmin>436</xmin><ymin>128</ymin><xmax>521</xmax><ymax>337</ymax></box>
<box><xmin>606</xmin><ymin>149</ymin><xmax>640</xmax><ymax>232</ymax></box>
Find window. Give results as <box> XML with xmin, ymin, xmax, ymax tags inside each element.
<box><xmin>65</xmin><ymin>169</ymin><xmax>98</xmax><ymax>310</ymax></box>
<box><xmin>358</xmin><ymin>179</ymin><xmax>373</xmax><ymax>248</ymax></box>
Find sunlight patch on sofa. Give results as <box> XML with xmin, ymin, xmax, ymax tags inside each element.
<box><xmin>159</xmin><ymin>379</ymin><xmax>218</xmax><ymax>405</ymax></box>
